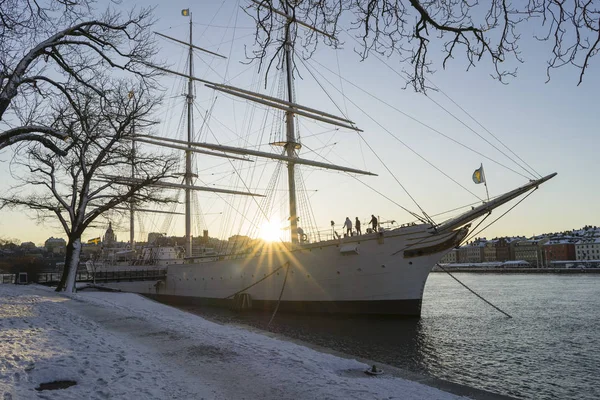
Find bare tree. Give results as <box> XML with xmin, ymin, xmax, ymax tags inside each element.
<box><xmin>247</xmin><ymin>0</ymin><xmax>600</xmax><ymax>91</ymax></box>
<box><xmin>0</xmin><ymin>0</ymin><xmax>158</xmax><ymax>152</ymax></box>
<box><xmin>0</xmin><ymin>80</ymin><xmax>177</xmax><ymax>293</ymax></box>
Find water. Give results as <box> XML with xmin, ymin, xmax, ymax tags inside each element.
<box><xmin>163</xmin><ymin>274</ymin><xmax>600</xmax><ymax>400</ymax></box>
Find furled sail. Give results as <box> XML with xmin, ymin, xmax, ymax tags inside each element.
<box><xmin>134</xmin><ymin>135</ymin><xmax>377</xmax><ymax>176</ymax></box>
<box><xmin>98</xmin><ymin>175</ymin><xmax>264</xmax><ymax>197</ymax></box>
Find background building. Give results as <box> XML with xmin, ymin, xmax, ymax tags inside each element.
<box><xmin>440</xmin><ymin>249</ymin><xmax>458</xmax><ymax>263</ymax></box>
<box><xmin>544</xmin><ymin>239</ymin><xmax>576</xmax><ymax>264</ymax></box>
<box><xmin>458</xmin><ymin>238</ymin><xmax>487</xmax><ymax>263</ymax></box>
<box><xmin>44</xmin><ymin>237</ymin><xmax>66</xmax><ymax>255</ymax></box>
<box><xmin>575</xmin><ymin>238</ymin><xmax>600</xmax><ymax>261</ymax></box>
<box><xmin>513</xmin><ymin>238</ymin><xmax>549</xmax><ymax>267</ymax></box>
<box><xmin>103</xmin><ymin>222</ymin><xmax>117</xmax><ymax>245</ymax></box>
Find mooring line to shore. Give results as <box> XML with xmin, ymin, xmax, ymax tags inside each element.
<box><xmin>223</xmin><ymin>263</ymin><xmax>286</xmax><ymax>300</ymax></box>
<box><xmin>436</xmin><ymin>263</ymin><xmax>513</xmax><ymax>319</ymax></box>
<box><xmin>268</xmin><ymin>262</ymin><xmax>290</xmax><ymax>328</ymax></box>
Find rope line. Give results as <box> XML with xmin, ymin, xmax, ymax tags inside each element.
<box><xmin>425</xmin><ymin>77</ymin><xmax>542</xmax><ymax>179</ymax></box>
<box><xmin>300</xmin><ymin>57</ymin><xmax>484</xmax><ymax>202</ymax></box>
<box><xmin>223</xmin><ymin>263</ymin><xmax>286</xmax><ymax>299</ymax></box>
<box><xmin>339</xmin><ymin>28</ymin><xmax>540</xmax><ymax>180</ymax></box>
<box><xmin>459</xmin><ymin>212</ymin><xmax>492</xmax><ymax>246</ymax></box>
<box><xmin>347</xmin><ymin>174</ymin><xmax>429</xmax><ymax>223</ymax></box>
<box><xmin>436</xmin><ymin>263</ymin><xmax>513</xmax><ymax>318</ymax></box>
<box><xmin>424</xmin><ymin>92</ymin><xmax>539</xmax><ymax>180</ymax></box>
<box><xmin>309</xmin><ymin>58</ymin><xmax>532</xmax><ymax>180</ymax></box>
<box><xmin>268</xmin><ymin>262</ymin><xmax>291</xmax><ymax>328</ymax></box>
<box><xmin>355</xmin><ymin>133</ymin><xmax>434</xmax><ymax>224</ymax></box>
<box><xmin>465</xmin><ymin>189</ymin><xmax>539</xmax><ymax>242</ymax></box>
<box><xmin>298</xmin><ymin>56</ymin><xmax>436</xmax><ymax>222</ymax></box>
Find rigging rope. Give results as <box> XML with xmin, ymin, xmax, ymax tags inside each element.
<box><xmin>296</xmin><ymin>58</ymin><xmax>432</xmax><ymax>222</ymax></box>
<box><xmin>463</xmin><ymin>189</ymin><xmax>539</xmax><ymax>244</ymax></box>
<box><xmin>460</xmin><ymin>213</ymin><xmax>492</xmax><ymax>246</ymax></box>
<box><xmin>299</xmin><ymin>56</ymin><xmax>485</xmax><ymax>204</ymax></box>
<box><xmin>345</xmin><ymin>174</ymin><xmax>429</xmax><ymax>223</ymax></box>
<box><xmin>425</xmin><ymin>76</ymin><xmax>541</xmax><ymax>178</ymax></box>
<box><xmin>339</xmin><ymin>28</ymin><xmax>541</xmax><ymax>180</ymax></box>
<box><xmin>422</xmin><ymin>92</ymin><xmax>539</xmax><ymax>180</ymax></box>
<box><xmin>354</xmin><ymin>133</ymin><xmax>435</xmax><ymax>225</ymax></box>
<box><xmin>309</xmin><ymin>57</ymin><xmax>533</xmax><ymax>180</ymax></box>
<box><xmin>295</xmin><ymin>167</ymin><xmax>320</xmax><ymax>242</ymax></box>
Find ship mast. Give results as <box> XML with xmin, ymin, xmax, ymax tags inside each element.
<box><xmin>142</xmin><ymin>6</ymin><xmax>374</xmax><ymax>250</ymax></box>
<box><xmin>283</xmin><ymin>3</ymin><xmax>298</xmax><ymax>244</ymax></box>
<box><xmin>185</xmin><ymin>15</ymin><xmax>194</xmax><ymax>256</ymax></box>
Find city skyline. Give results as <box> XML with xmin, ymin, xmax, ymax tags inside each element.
<box><xmin>3</xmin><ymin>222</ymin><xmax>598</xmax><ymax>248</ymax></box>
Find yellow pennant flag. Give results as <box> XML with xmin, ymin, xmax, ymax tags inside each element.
<box><xmin>472</xmin><ymin>164</ymin><xmax>485</xmax><ymax>184</ymax></box>
<box><xmin>181</xmin><ymin>9</ymin><xmax>190</xmax><ymax>17</ymax></box>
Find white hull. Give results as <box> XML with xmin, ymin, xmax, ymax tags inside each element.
<box><xmin>106</xmin><ymin>224</ymin><xmax>468</xmax><ymax>316</ymax></box>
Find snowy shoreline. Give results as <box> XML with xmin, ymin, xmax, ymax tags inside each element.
<box><xmin>1</xmin><ymin>284</ymin><xmax>510</xmax><ymax>399</ymax></box>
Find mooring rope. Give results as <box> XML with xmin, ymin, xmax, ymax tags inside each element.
<box><xmin>268</xmin><ymin>262</ymin><xmax>290</xmax><ymax>328</ymax></box>
<box><xmin>223</xmin><ymin>262</ymin><xmax>286</xmax><ymax>299</ymax></box>
<box><xmin>436</xmin><ymin>263</ymin><xmax>513</xmax><ymax>318</ymax></box>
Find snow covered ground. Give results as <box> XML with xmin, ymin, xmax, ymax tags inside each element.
<box><xmin>0</xmin><ymin>284</ymin><xmax>475</xmax><ymax>400</ymax></box>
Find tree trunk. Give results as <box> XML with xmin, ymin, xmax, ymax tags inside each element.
<box><xmin>55</xmin><ymin>243</ymin><xmax>73</xmax><ymax>291</ymax></box>
<box><xmin>55</xmin><ymin>237</ymin><xmax>82</xmax><ymax>293</ymax></box>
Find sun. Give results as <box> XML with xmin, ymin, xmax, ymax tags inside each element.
<box><xmin>259</xmin><ymin>221</ymin><xmax>283</xmax><ymax>242</ymax></box>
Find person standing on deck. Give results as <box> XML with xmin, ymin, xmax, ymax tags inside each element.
<box><xmin>344</xmin><ymin>217</ymin><xmax>352</xmax><ymax>236</ymax></box>
<box><xmin>355</xmin><ymin>217</ymin><xmax>362</xmax><ymax>235</ymax></box>
<box><xmin>297</xmin><ymin>227</ymin><xmax>306</xmax><ymax>243</ymax></box>
<box><xmin>369</xmin><ymin>215</ymin><xmax>378</xmax><ymax>232</ymax></box>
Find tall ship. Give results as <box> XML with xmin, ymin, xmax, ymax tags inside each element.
<box><xmin>99</xmin><ymin>3</ymin><xmax>556</xmax><ymax>316</ymax></box>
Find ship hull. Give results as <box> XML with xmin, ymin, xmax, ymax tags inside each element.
<box><xmin>106</xmin><ymin>224</ymin><xmax>468</xmax><ymax>317</ymax></box>
<box><xmin>144</xmin><ymin>293</ymin><xmax>422</xmax><ymax>316</ymax></box>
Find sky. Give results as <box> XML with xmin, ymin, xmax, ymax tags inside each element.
<box><xmin>0</xmin><ymin>0</ymin><xmax>598</xmax><ymax>246</ymax></box>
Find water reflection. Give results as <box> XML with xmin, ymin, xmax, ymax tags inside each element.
<box><xmin>171</xmin><ymin>303</ymin><xmax>434</xmax><ymax>375</ymax></box>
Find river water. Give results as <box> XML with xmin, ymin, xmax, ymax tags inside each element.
<box><xmin>164</xmin><ymin>273</ymin><xmax>600</xmax><ymax>400</ymax></box>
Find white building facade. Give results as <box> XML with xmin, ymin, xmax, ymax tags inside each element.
<box><xmin>575</xmin><ymin>238</ymin><xmax>600</xmax><ymax>261</ymax></box>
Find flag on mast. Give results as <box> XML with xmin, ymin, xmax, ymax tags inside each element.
<box><xmin>472</xmin><ymin>164</ymin><xmax>485</xmax><ymax>184</ymax></box>
<box><xmin>181</xmin><ymin>9</ymin><xmax>190</xmax><ymax>17</ymax></box>
<box><xmin>87</xmin><ymin>237</ymin><xmax>101</xmax><ymax>245</ymax></box>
